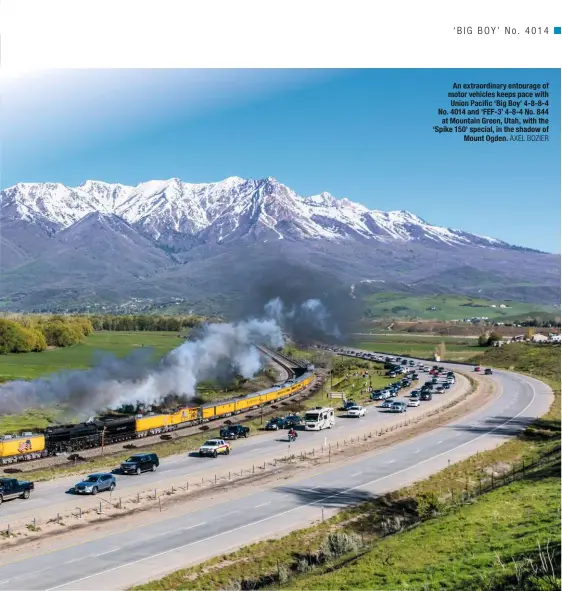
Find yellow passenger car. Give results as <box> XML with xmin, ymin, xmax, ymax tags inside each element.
<box><xmin>0</xmin><ymin>434</ymin><xmax>45</xmax><ymax>463</ymax></box>
<box><xmin>135</xmin><ymin>414</ymin><xmax>170</xmax><ymax>435</ymax></box>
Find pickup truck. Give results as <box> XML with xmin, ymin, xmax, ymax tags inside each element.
<box><xmin>0</xmin><ymin>478</ymin><xmax>34</xmax><ymax>505</ymax></box>
<box><xmin>219</xmin><ymin>424</ymin><xmax>249</xmax><ymax>440</ymax></box>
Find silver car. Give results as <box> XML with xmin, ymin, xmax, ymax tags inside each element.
<box><xmin>73</xmin><ymin>473</ymin><xmax>116</xmax><ymax>495</ymax></box>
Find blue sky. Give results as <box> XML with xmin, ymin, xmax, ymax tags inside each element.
<box><xmin>1</xmin><ymin>68</ymin><xmax>560</xmax><ymax>252</ymax></box>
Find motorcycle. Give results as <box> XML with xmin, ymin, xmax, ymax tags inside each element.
<box><xmin>288</xmin><ymin>432</ymin><xmax>298</xmax><ymax>443</ymax></box>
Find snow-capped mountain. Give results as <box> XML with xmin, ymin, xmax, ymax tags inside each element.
<box><xmin>1</xmin><ymin>175</ymin><xmax>558</xmax><ymax>314</ymax></box>
<box><xmin>0</xmin><ymin>176</ymin><xmax>508</xmax><ymax>248</ymax></box>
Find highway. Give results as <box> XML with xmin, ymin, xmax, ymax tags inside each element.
<box><xmin>0</xmin><ymin>357</ymin><xmax>553</xmax><ymax>590</ymax></box>
<box><xmin>0</xmin><ymin>368</ymin><xmax>467</xmax><ymax>521</ymax></box>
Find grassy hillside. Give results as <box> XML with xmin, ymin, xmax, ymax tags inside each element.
<box><xmin>285</xmin><ymin>459</ymin><xmax>560</xmax><ymax>590</ymax></box>
<box><xmin>472</xmin><ymin>343</ymin><xmax>561</xmax><ymax>382</ymax></box>
<box><xmin>362</xmin><ymin>292</ymin><xmax>558</xmax><ymax>321</ymax></box>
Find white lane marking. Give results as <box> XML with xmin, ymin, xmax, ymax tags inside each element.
<box><xmin>0</xmin><ymin>581</ymin><xmax>11</xmax><ymax>586</ymax></box>
<box><xmin>351</xmin><ymin>472</ymin><xmax>362</xmax><ymax>477</ymax></box>
<box><xmin>387</xmin><ymin>460</ymin><xmax>395</xmax><ymax>464</ymax></box>
<box><xmin>44</xmin><ymin>381</ymin><xmax>538</xmax><ymax>591</ymax></box>
<box><xmin>414</xmin><ymin>449</ymin><xmax>421</xmax><ymax>453</ymax></box>
<box><xmin>95</xmin><ymin>548</ymin><xmax>120</xmax><ymax>557</ymax></box>
<box><xmin>255</xmin><ymin>502</ymin><xmax>271</xmax><ymax>508</ymax></box>
<box><xmin>178</xmin><ymin>522</ymin><xmax>207</xmax><ymax>531</ymax></box>
<box><xmin>437</xmin><ymin>441</ymin><xmax>443</xmax><ymax>444</ymax></box>
<box><xmin>455</xmin><ymin>433</ymin><xmax>461</xmax><ymax>437</ymax></box>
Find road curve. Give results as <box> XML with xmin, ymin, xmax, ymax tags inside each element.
<box><xmin>0</xmin><ymin>355</ymin><xmax>553</xmax><ymax>591</ymax></box>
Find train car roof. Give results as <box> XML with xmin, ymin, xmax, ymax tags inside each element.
<box><xmin>200</xmin><ymin>371</ymin><xmax>313</xmax><ymax>410</ymax></box>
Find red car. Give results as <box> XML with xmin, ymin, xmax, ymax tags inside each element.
<box><xmin>474</xmin><ymin>366</ymin><xmax>481</xmax><ymax>372</ymax></box>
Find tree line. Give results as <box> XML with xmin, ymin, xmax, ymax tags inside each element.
<box><xmin>0</xmin><ymin>316</ymin><xmax>94</xmax><ymax>354</ymax></box>
<box><xmin>88</xmin><ymin>314</ymin><xmax>203</xmax><ymax>332</ymax></box>
<box><xmin>0</xmin><ymin>313</ymin><xmax>206</xmax><ymax>354</ymax></box>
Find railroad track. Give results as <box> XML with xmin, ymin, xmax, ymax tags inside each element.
<box><xmin>1</xmin><ymin>346</ymin><xmax>319</xmax><ymax>474</ymax></box>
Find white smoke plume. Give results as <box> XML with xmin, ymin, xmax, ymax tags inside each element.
<box><xmin>0</xmin><ymin>316</ymin><xmax>283</xmax><ymax>417</ymax></box>
<box><xmin>0</xmin><ymin>298</ymin><xmax>335</xmax><ymax>418</ymax></box>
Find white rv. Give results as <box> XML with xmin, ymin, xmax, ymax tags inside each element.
<box><xmin>304</xmin><ymin>407</ymin><xmax>335</xmax><ymax>431</ymax></box>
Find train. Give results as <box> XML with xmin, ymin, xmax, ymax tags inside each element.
<box><xmin>0</xmin><ymin>370</ymin><xmax>315</xmax><ymax>465</ymax></box>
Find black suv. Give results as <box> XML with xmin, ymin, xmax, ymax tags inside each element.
<box><xmin>120</xmin><ymin>453</ymin><xmax>159</xmax><ymax>475</ymax></box>
<box><xmin>220</xmin><ymin>424</ymin><xmax>250</xmax><ymax>439</ymax></box>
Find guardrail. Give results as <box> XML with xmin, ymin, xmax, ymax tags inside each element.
<box><xmin>0</xmin><ymin>379</ymin><xmax>476</xmax><ymax>539</ymax></box>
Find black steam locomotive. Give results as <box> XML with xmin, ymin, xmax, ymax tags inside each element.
<box><xmin>45</xmin><ymin>417</ymin><xmax>137</xmax><ymax>454</ymax></box>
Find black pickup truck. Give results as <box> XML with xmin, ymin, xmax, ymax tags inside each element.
<box><xmin>0</xmin><ymin>478</ymin><xmax>34</xmax><ymax>505</ymax></box>
<box><xmin>219</xmin><ymin>424</ymin><xmax>250</xmax><ymax>440</ymax></box>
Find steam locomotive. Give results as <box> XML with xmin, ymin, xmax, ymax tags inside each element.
<box><xmin>0</xmin><ymin>370</ymin><xmax>314</xmax><ymax>465</ymax></box>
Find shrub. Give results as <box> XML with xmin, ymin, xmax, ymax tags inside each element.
<box><xmin>320</xmin><ymin>532</ymin><xmax>363</xmax><ymax>561</ymax></box>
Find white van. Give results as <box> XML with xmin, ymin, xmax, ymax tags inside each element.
<box><xmin>304</xmin><ymin>407</ymin><xmax>335</xmax><ymax>431</ymax></box>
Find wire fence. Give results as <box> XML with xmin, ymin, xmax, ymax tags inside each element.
<box><xmin>0</xmin><ymin>375</ymin><xmax>476</xmax><ymax>539</ymax></box>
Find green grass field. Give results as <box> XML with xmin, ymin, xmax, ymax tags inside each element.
<box><xmin>0</xmin><ymin>331</ymin><xmax>184</xmax><ymax>382</ymax></box>
<box><xmin>351</xmin><ymin>334</ymin><xmax>486</xmax><ymax>362</ymax></box>
<box><xmin>363</xmin><ymin>292</ymin><xmax>558</xmax><ymax>321</ymax></box>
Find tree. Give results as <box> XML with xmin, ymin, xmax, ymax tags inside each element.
<box><xmin>478</xmin><ymin>331</ymin><xmax>490</xmax><ymax>347</ymax></box>
<box><xmin>525</xmin><ymin>327</ymin><xmax>535</xmax><ymax>340</ymax></box>
<box><xmin>488</xmin><ymin>331</ymin><xmax>502</xmax><ymax>345</ymax></box>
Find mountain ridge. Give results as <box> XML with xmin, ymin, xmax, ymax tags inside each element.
<box><xmin>0</xmin><ymin>176</ymin><xmax>558</xmax><ymax>313</ymax></box>
<box><xmin>1</xmin><ymin>176</ymin><xmax>525</xmax><ymax>250</ymax></box>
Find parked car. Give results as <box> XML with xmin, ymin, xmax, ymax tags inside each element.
<box><xmin>199</xmin><ymin>439</ymin><xmax>231</xmax><ymax>458</ymax></box>
<box><xmin>380</xmin><ymin>399</ymin><xmax>394</xmax><ymax>409</ymax></box>
<box><xmin>0</xmin><ymin>478</ymin><xmax>34</xmax><ymax>505</ymax></box>
<box><xmin>420</xmin><ymin>390</ymin><xmax>433</xmax><ymax>401</ymax></box>
<box><xmin>342</xmin><ymin>400</ymin><xmax>357</xmax><ymax>411</ymax></box>
<box><xmin>407</xmin><ymin>399</ymin><xmax>420</xmax><ymax>407</ymax></box>
<box><xmin>220</xmin><ymin>424</ymin><xmax>249</xmax><ymax>439</ymax></box>
<box><xmin>435</xmin><ymin>386</ymin><xmax>444</xmax><ymax>393</ymax></box>
<box><xmin>443</xmin><ymin>383</ymin><xmax>452</xmax><ymax>390</ymax></box>
<box><xmin>265</xmin><ymin>417</ymin><xmax>284</xmax><ymax>431</ymax></box>
<box><xmin>73</xmin><ymin>473</ymin><xmax>116</xmax><ymax>495</ymax></box>
<box><xmin>283</xmin><ymin>415</ymin><xmax>304</xmax><ymax>428</ymax></box>
<box><xmin>371</xmin><ymin>391</ymin><xmax>385</xmax><ymax>400</ymax></box>
<box><xmin>474</xmin><ymin>366</ymin><xmax>481</xmax><ymax>372</ymax></box>
<box><xmin>347</xmin><ymin>405</ymin><xmax>366</xmax><ymax>418</ymax></box>
<box><xmin>410</xmin><ymin>390</ymin><xmax>420</xmax><ymax>399</ymax></box>
<box><xmin>484</xmin><ymin>368</ymin><xmax>493</xmax><ymax>375</ymax></box>
<box><xmin>411</xmin><ymin>373</ymin><xmax>419</xmax><ymax>380</ymax></box>
<box><xmin>121</xmin><ymin>453</ymin><xmax>159</xmax><ymax>475</ymax></box>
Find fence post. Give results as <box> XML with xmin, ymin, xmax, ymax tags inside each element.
<box><xmin>99</xmin><ymin>502</ymin><xmax>102</xmax><ymax>514</ymax></box>
<box><xmin>187</xmin><ymin>481</ymin><xmax>189</xmax><ymax>491</ymax></box>
<box><xmin>7</xmin><ymin>524</ymin><xmax>10</xmax><ymax>536</ymax></box>
<box><xmin>57</xmin><ymin>513</ymin><xmax>60</xmax><ymax>525</ymax></box>
<box><xmin>253</xmin><ymin>464</ymin><xmax>255</xmax><ymax>474</ymax></box>
<box><xmin>264</xmin><ymin>461</ymin><xmax>266</xmax><ymax>470</ymax></box>
<box><xmin>34</xmin><ymin>517</ymin><xmax>37</xmax><ymax>529</ymax></box>
<box><xmin>119</xmin><ymin>497</ymin><xmax>122</xmax><ymax>509</ymax></box>
<box><xmin>229</xmin><ymin>471</ymin><xmax>231</xmax><ymax>480</ymax></box>
<box><xmin>154</xmin><ymin>489</ymin><xmax>157</xmax><ymax>499</ymax></box>
<box><xmin>137</xmin><ymin>492</ymin><xmax>140</xmax><ymax>503</ymax></box>
<box><xmin>321</xmin><ymin>506</ymin><xmax>324</xmax><ymax>522</ymax></box>
<box><xmin>158</xmin><ymin>497</ymin><xmax>162</xmax><ymax>512</ymax></box>
<box><xmin>215</xmin><ymin>474</ymin><xmax>217</xmax><ymax>484</ymax></box>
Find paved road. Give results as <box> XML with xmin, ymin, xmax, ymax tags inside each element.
<box><xmin>0</xmin><ymin>357</ymin><xmax>552</xmax><ymax>590</ymax></box>
<box><xmin>0</xmin><ymin>369</ymin><xmax>467</xmax><ymax>522</ymax></box>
